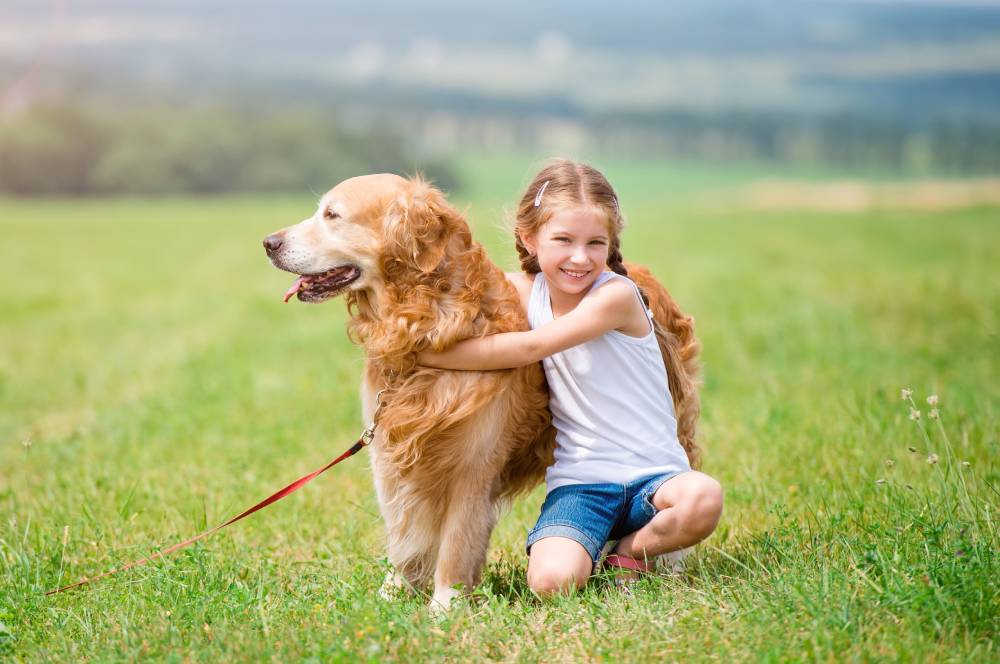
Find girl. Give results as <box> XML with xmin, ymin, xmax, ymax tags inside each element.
<box><xmin>420</xmin><ymin>159</ymin><xmax>723</xmax><ymax>594</ymax></box>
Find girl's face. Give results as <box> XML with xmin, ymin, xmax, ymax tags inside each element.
<box><xmin>523</xmin><ymin>206</ymin><xmax>611</xmax><ymax>297</ymax></box>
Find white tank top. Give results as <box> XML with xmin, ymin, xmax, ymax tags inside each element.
<box><xmin>528</xmin><ymin>271</ymin><xmax>691</xmax><ymax>492</ymax></box>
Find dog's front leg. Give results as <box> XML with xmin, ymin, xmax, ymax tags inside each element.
<box><xmin>430</xmin><ymin>485</ymin><xmax>496</xmax><ymax>612</ymax></box>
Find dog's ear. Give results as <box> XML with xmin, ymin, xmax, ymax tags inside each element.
<box><xmin>383</xmin><ymin>177</ymin><xmax>459</xmax><ymax>274</ymax></box>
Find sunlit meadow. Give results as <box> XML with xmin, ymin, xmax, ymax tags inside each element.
<box><xmin>1</xmin><ymin>155</ymin><xmax>997</xmax><ymax>661</ymax></box>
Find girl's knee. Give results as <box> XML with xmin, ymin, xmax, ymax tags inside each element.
<box><xmin>526</xmin><ymin>536</ymin><xmax>592</xmax><ymax>595</ymax></box>
<box><xmin>655</xmin><ymin>472</ymin><xmax>723</xmax><ymax>542</ymax></box>
<box><xmin>527</xmin><ymin>558</ymin><xmax>590</xmax><ymax>595</ymax></box>
<box><xmin>686</xmin><ymin>475</ymin><xmax>723</xmax><ymax>539</ymax></box>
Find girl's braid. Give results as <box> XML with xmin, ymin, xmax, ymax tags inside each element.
<box><xmin>606</xmin><ymin>234</ymin><xmax>628</xmax><ymax>278</ymax></box>
<box><xmin>607</xmin><ymin>234</ymin><xmax>650</xmax><ymax>307</ymax></box>
<box><xmin>515</xmin><ymin>233</ymin><xmax>540</xmax><ymax>274</ymax></box>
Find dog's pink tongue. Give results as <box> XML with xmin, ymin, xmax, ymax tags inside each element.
<box><xmin>283</xmin><ymin>276</ymin><xmax>308</xmax><ymax>303</ymax></box>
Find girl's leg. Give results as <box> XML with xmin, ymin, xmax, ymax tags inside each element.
<box><xmin>526</xmin><ymin>536</ymin><xmax>594</xmax><ymax>596</ymax></box>
<box><xmin>613</xmin><ymin>471</ymin><xmax>723</xmax><ymax>561</ymax></box>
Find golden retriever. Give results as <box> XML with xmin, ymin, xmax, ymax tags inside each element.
<box><xmin>263</xmin><ymin>174</ymin><xmax>700</xmax><ymax>610</ymax></box>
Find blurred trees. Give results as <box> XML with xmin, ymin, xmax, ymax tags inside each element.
<box><xmin>0</xmin><ymin>104</ymin><xmax>459</xmax><ymax>196</ymax></box>
<box><xmin>2</xmin><ymin>100</ymin><xmax>997</xmax><ymax>198</ymax></box>
<box><xmin>588</xmin><ymin>111</ymin><xmax>1000</xmax><ymax>175</ymax></box>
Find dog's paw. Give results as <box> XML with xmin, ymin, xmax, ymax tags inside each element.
<box><xmin>378</xmin><ymin>571</ymin><xmax>413</xmax><ymax>602</ymax></box>
<box><xmin>428</xmin><ymin>584</ymin><xmax>463</xmax><ymax>615</ymax></box>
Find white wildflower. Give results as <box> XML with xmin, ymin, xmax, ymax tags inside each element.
<box><xmin>926</xmin><ymin>395</ymin><xmax>939</xmax><ymax>406</ymax></box>
<box><xmin>901</xmin><ymin>388</ymin><xmax>913</xmax><ymax>400</ymax></box>
<box><xmin>926</xmin><ymin>453</ymin><xmax>939</xmax><ymax>465</ymax></box>
<box><xmin>884</xmin><ymin>459</ymin><xmax>895</xmax><ymax>468</ymax></box>
<box><xmin>962</xmin><ymin>461</ymin><xmax>971</xmax><ymax>468</ymax></box>
<box><xmin>928</xmin><ymin>408</ymin><xmax>939</xmax><ymax>420</ymax></box>
<box><xmin>909</xmin><ymin>408</ymin><xmax>921</xmax><ymax>421</ymax></box>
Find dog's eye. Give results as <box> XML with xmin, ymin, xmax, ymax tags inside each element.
<box><xmin>323</xmin><ymin>209</ymin><xmax>340</xmax><ymax>221</ymax></box>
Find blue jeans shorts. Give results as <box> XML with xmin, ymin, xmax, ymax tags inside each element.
<box><xmin>526</xmin><ymin>471</ymin><xmax>688</xmax><ymax>564</ymax></box>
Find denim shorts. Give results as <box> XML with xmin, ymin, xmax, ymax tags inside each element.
<box><xmin>525</xmin><ymin>471</ymin><xmax>688</xmax><ymax>564</ymax></box>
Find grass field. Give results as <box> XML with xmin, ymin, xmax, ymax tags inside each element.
<box><xmin>1</xmin><ymin>156</ymin><xmax>998</xmax><ymax>661</ymax></box>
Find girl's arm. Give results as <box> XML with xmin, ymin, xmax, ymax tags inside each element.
<box><xmin>419</xmin><ymin>279</ymin><xmax>640</xmax><ymax>370</ymax></box>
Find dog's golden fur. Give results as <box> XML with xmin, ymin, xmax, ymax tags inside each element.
<box><xmin>264</xmin><ymin>174</ymin><xmax>699</xmax><ymax>609</ymax></box>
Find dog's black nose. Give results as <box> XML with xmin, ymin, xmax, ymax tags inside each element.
<box><xmin>263</xmin><ymin>234</ymin><xmax>283</xmax><ymax>254</ymax></box>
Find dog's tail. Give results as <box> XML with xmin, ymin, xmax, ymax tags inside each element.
<box><xmin>624</xmin><ymin>263</ymin><xmax>702</xmax><ymax>469</ymax></box>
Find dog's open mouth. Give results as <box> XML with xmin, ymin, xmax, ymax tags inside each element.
<box><xmin>283</xmin><ymin>265</ymin><xmax>361</xmax><ymax>303</ymax></box>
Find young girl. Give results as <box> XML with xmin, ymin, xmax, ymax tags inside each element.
<box><xmin>420</xmin><ymin>159</ymin><xmax>723</xmax><ymax>594</ymax></box>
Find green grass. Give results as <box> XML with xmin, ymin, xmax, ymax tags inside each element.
<box><xmin>1</xmin><ymin>159</ymin><xmax>998</xmax><ymax>662</ymax></box>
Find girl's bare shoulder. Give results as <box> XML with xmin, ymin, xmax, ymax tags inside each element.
<box><xmin>504</xmin><ymin>272</ymin><xmax>534</xmax><ymax>310</ymax></box>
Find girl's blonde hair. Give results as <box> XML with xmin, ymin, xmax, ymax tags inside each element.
<box><xmin>513</xmin><ymin>158</ymin><xmax>703</xmax><ymax>468</ymax></box>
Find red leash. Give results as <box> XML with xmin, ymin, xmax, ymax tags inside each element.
<box><xmin>46</xmin><ymin>397</ymin><xmax>383</xmax><ymax>596</ymax></box>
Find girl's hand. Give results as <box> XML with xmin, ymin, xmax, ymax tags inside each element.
<box><xmin>417</xmin><ymin>349</ymin><xmax>449</xmax><ymax>367</ymax></box>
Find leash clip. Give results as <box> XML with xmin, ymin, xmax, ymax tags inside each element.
<box><xmin>361</xmin><ymin>389</ymin><xmax>386</xmax><ymax>447</ymax></box>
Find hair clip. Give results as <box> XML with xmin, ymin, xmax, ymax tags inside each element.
<box><xmin>533</xmin><ymin>181</ymin><xmax>550</xmax><ymax>207</ymax></box>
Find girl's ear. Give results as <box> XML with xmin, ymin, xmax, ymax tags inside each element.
<box><xmin>519</xmin><ymin>230</ymin><xmax>537</xmax><ymax>256</ymax></box>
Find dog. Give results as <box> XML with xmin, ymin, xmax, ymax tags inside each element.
<box><xmin>263</xmin><ymin>174</ymin><xmax>700</xmax><ymax>609</ymax></box>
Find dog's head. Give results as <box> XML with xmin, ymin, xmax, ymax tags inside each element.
<box><xmin>264</xmin><ymin>173</ymin><xmax>463</xmax><ymax>304</ymax></box>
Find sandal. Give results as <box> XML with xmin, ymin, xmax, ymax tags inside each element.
<box><xmin>603</xmin><ymin>553</ymin><xmax>654</xmax><ymax>590</ymax></box>
<box><xmin>603</xmin><ymin>553</ymin><xmax>654</xmax><ymax>573</ymax></box>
